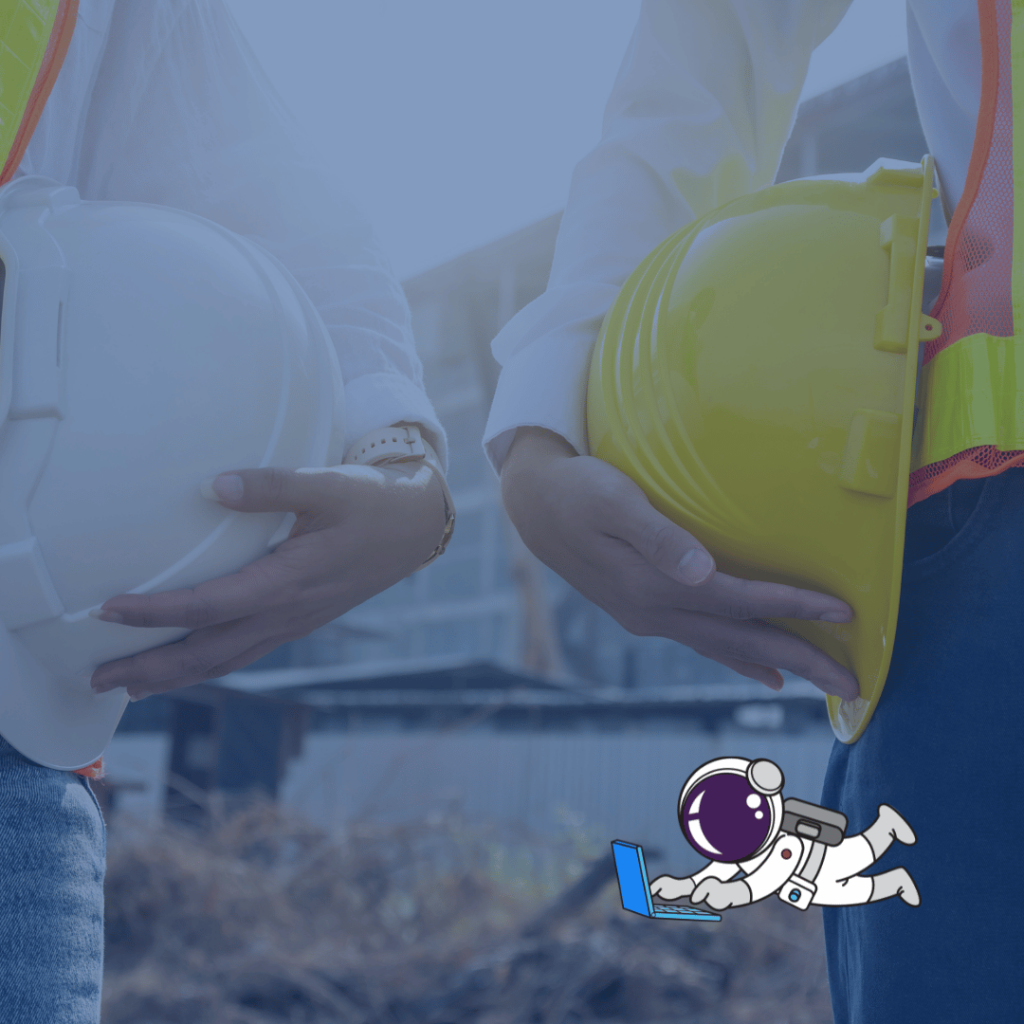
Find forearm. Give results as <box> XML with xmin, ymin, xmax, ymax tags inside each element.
<box><xmin>502</xmin><ymin>427</ymin><xmax>577</xmax><ymax>481</ymax></box>
<box><xmin>500</xmin><ymin>427</ymin><xmax>579</xmax><ymax>544</ymax></box>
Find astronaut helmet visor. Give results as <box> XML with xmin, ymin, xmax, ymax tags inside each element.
<box><xmin>679</xmin><ymin>772</ymin><xmax>773</xmax><ymax>862</ymax></box>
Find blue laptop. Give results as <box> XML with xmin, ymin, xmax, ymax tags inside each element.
<box><xmin>611</xmin><ymin>840</ymin><xmax>721</xmax><ymax>922</ymax></box>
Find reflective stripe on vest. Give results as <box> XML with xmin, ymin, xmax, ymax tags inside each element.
<box><xmin>908</xmin><ymin>0</ymin><xmax>1024</xmax><ymax>504</ymax></box>
<box><xmin>0</xmin><ymin>0</ymin><xmax>78</xmax><ymax>185</ymax></box>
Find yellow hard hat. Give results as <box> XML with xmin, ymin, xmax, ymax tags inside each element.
<box><xmin>587</xmin><ymin>158</ymin><xmax>938</xmax><ymax>743</ymax></box>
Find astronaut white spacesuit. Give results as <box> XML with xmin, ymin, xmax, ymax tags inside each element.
<box><xmin>650</xmin><ymin>758</ymin><xmax>920</xmax><ymax>912</ymax></box>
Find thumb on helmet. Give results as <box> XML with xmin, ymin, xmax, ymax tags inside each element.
<box><xmin>199</xmin><ymin>466</ymin><xmax>345</xmax><ymax>513</ymax></box>
<box><xmin>621</xmin><ymin>501</ymin><xmax>716</xmax><ymax>587</ymax></box>
<box><xmin>200</xmin><ymin>473</ymin><xmax>245</xmax><ymax>503</ymax></box>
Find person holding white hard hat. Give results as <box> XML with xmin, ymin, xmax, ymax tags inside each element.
<box><xmin>489</xmin><ymin>2</ymin><xmax>1022</xmax><ymax>1021</ymax></box>
<box><xmin>0</xmin><ymin>2</ymin><xmax>452</xmax><ymax>1021</ymax></box>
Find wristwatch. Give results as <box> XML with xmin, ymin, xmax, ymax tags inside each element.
<box><xmin>342</xmin><ymin>423</ymin><xmax>455</xmax><ymax>570</ymax></box>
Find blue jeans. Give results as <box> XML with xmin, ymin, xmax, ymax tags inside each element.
<box><xmin>0</xmin><ymin>736</ymin><xmax>105</xmax><ymax>1023</ymax></box>
<box><xmin>823</xmin><ymin>467</ymin><xmax>1024</xmax><ymax>1023</ymax></box>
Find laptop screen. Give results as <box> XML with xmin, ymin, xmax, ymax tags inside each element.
<box><xmin>611</xmin><ymin>841</ymin><xmax>655</xmax><ymax>916</ymax></box>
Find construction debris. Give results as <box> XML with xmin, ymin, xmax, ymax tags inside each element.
<box><xmin>102</xmin><ymin>802</ymin><xmax>833</xmax><ymax>1023</ymax></box>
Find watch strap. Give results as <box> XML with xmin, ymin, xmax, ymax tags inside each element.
<box><xmin>342</xmin><ymin>424</ymin><xmax>455</xmax><ymax>569</ymax></box>
<box><xmin>342</xmin><ymin>424</ymin><xmax>427</xmax><ymax>465</ymax></box>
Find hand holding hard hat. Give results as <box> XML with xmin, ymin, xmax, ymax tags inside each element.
<box><xmin>89</xmin><ymin>458</ymin><xmax>447</xmax><ymax>700</ymax></box>
<box><xmin>505</xmin><ymin>156</ymin><xmax>938</xmax><ymax>736</ymax></box>
<box><xmin>500</xmin><ymin>426</ymin><xmax>858</xmax><ymax>699</ymax></box>
<box><xmin>0</xmin><ymin>175</ymin><xmax>447</xmax><ymax>770</ymax></box>
<box><xmin>586</xmin><ymin>159</ymin><xmax>937</xmax><ymax>742</ymax></box>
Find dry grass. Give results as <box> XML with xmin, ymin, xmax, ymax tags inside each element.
<box><xmin>103</xmin><ymin>802</ymin><xmax>832</xmax><ymax>1023</ymax></box>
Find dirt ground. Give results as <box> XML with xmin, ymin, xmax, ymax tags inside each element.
<box><xmin>101</xmin><ymin>802</ymin><xmax>833</xmax><ymax>1024</ymax></box>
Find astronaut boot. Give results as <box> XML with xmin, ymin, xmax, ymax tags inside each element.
<box><xmin>868</xmin><ymin>867</ymin><xmax>921</xmax><ymax>906</ymax></box>
<box><xmin>863</xmin><ymin>803</ymin><xmax>917</xmax><ymax>859</ymax></box>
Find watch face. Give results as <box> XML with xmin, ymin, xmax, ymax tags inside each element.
<box><xmin>344</xmin><ymin>426</ymin><xmax>425</xmax><ymax>466</ymax></box>
<box><xmin>680</xmin><ymin>772</ymin><xmax>774</xmax><ymax>862</ymax></box>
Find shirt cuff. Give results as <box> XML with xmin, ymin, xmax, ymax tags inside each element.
<box><xmin>342</xmin><ymin>372</ymin><xmax>448</xmax><ymax>473</ymax></box>
<box><xmin>483</xmin><ymin>282</ymin><xmax>620</xmax><ymax>476</ymax></box>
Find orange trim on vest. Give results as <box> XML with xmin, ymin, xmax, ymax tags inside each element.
<box><xmin>0</xmin><ymin>0</ymin><xmax>79</xmax><ymax>186</ymax></box>
<box><xmin>930</xmin><ymin>0</ymin><xmax>1002</xmax><ymax>324</ymax></box>
<box><xmin>907</xmin><ymin>0</ymin><xmax>1024</xmax><ymax>506</ymax></box>
<box><xmin>73</xmin><ymin>758</ymin><xmax>105</xmax><ymax>780</ymax></box>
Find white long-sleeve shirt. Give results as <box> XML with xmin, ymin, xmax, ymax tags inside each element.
<box><xmin>484</xmin><ymin>0</ymin><xmax>982</xmax><ymax>474</ymax></box>
<box><xmin>19</xmin><ymin>0</ymin><xmax>446</xmax><ymax>470</ymax></box>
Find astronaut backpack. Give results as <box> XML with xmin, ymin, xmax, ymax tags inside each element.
<box><xmin>781</xmin><ymin>799</ymin><xmax>849</xmax><ymax>847</ymax></box>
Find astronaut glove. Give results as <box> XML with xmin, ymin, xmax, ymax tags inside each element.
<box><xmin>691</xmin><ymin>877</ymin><xmax>752</xmax><ymax>910</ymax></box>
<box><xmin>649</xmin><ymin>874</ymin><xmax>696</xmax><ymax>900</ymax></box>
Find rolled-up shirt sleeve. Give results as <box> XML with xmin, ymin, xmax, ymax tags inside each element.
<box><xmin>72</xmin><ymin>0</ymin><xmax>446</xmax><ymax>470</ymax></box>
<box><xmin>483</xmin><ymin>0</ymin><xmax>851</xmax><ymax>475</ymax></box>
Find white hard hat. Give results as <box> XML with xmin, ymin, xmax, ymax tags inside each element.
<box><xmin>0</xmin><ymin>177</ymin><xmax>343</xmax><ymax>770</ymax></box>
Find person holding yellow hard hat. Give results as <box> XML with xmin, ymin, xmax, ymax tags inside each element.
<box><xmin>0</xmin><ymin>2</ymin><xmax>452</xmax><ymax>1021</ymax></box>
<box><xmin>488</xmin><ymin>2</ymin><xmax>1022</xmax><ymax>1021</ymax></box>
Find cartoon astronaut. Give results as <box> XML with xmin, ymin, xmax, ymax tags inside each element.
<box><xmin>650</xmin><ymin>757</ymin><xmax>920</xmax><ymax>911</ymax></box>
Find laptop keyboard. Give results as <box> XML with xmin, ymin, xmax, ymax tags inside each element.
<box><xmin>654</xmin><ymin>904</ymin><xmax>719</xmax><ymax>917</ymax></box>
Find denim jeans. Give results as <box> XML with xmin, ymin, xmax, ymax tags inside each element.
<box><xmin>823</xmin><ymin>468</ymin><xmax>1024</xmax><ymax>1023</ymax></box>
<box><xmin>0</xmin><ymin>736</ymin><xmax>105</xmax><ymax>1023</ymax></box>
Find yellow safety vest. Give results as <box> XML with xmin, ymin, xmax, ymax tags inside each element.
<box><xmin>910</xmin><ymin>0</ymin><xmax>1024</xmax><ymax>504</ymax></box>
<box><xmin>0</xmin><ymin>0</ymin><xmax>78</xmax><ymax>183</ymax></box>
